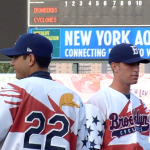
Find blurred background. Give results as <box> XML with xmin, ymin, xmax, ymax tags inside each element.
<box><xmin>0</xmin><ymin>0</ymin><xmax>150</xmax><ymax>74</ymax></box>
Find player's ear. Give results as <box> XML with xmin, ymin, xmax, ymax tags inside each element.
<box><xmin>110</xmin><ymin>62</ymin><xmax>119</xmax><ymax>73</ymax></box>
<box><xmin>28</xmin><ymin>54</ymin><xmax>35</xmax><ymax>67</ymax></box>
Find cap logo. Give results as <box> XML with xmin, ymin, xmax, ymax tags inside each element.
<box><xmin>130</xmin><ymin>46</ymin><xmax>139</xmax><ymax>55</ymax></box>
<box><xmin>27</xmin><ymin>47</ymin><xmax>32</xmax><ymax>52</ymax></box>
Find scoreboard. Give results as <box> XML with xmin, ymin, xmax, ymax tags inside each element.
<box><xmin>28</xmin><ymin>0</ymin><xmax>150</xmax><ymax>60</ymax></box>
<box><xmin>28</xmin><ymin>0</ymin><xmax>150</xmax><ymax>26</ymax></box>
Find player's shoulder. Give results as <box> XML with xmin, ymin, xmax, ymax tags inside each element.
<box><xmin>130</xmin><ymin>92</ymin><xmax>141</xmax><ymax>103</ymax></box>
<box><xmin>86</xmin><ymin>86</ymin><xmax>126</xmax><ymax>107</ymax></box>
<box><xmin>51</xmin><ymin>81</ymin><xmax>83</xmax><ymax>104</ymax></box>
<box><xmin>88</xmin><ymin>86</ymin><xmax>112</xmax><ymax>99</ymax></box>
<box><xmin>3</xmin><ymin>77</ymin><xmax>84</xmax><ymax>105</ymax></box>
<box><xmin>3</xmin><ymin>78</ymin><xmax>23</xmax><ymax>88</ymax></box>
<box><xmin>4</xmin><ymin>77</ymin><xmax>62</xmax><ymax>88</ymax></box>
<box><xmin>130</xmin><ymin>92</ymin><xmax>145</xmax><ymax>105</ymax></box>
<box><xmin>130</xmin><ymin>92</ymin><xmax>139</xmax><ymax>99</ymax></box>
<box><xmin>3</xmin><ymin>77</ymin><xmax>35</xmax><ymax>88</ymax></box>
<box><xmin>45</xmin><ymin>80</ymin><xmax>84</xmax><ymax>106</ymax></box>
<box><xmin>86</xmin><ymin>87</ymin><xmax>109</xmax><ymax>105</ymax></box>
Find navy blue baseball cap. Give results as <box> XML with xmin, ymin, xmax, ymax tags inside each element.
<box><xmin>0</xmin><ymin>33</ymin><xmax>53</xmax><ymax>58</ymax></box>
<box><xmin>109</xmin><ymin>43</ymin><xmax>149</xmax><ymax>64</ymax></box>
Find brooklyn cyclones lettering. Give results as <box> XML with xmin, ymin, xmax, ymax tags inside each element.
<box><xmin>109</xmin><ymin>109</ymin><xmax>149</xmax><ymax>138</ymax></box>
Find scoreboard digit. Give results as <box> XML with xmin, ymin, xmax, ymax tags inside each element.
<box><xmin>28</xmin><ymin>0</ymin><xmax>150</xmax><ymax>26</ymax></box>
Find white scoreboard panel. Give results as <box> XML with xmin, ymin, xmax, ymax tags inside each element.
<box><xmin>28</xmin><ymin>0</ymin><xmax>149</xmax><ymax>26</ymax></box>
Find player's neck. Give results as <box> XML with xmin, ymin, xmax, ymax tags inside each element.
<box><xmin>109</xmin><ymin>80</ymin><xmax>130</xmax><ymax>95</ymax></box>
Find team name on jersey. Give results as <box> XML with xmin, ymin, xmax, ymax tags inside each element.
<box><xmin>109</xmin><ymin>109</ymin><xmax>149</xmax><ymax>138</ymax></box>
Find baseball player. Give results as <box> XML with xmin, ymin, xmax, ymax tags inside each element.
<box><xmin>85</xmin><ymin>43</ymin><xmax>150</xmax><ymax>150</ymax></box>
<box><xmin>0</xmin><ymin>33</ymin><xmax>88</xmax><ymax>150</ymax></box>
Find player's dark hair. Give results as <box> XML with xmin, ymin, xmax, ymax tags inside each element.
<box><xmin>23</xmin><ymin>54</ymin><xmax>28</xmax><ymax>59</ymax></box>
<box><xmin>23</xmin><ymin>54</ymin><xmax>51</xmax><ymax>68</ymax></box>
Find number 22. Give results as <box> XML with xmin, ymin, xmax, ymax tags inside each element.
<box><xmin>24</xmin><ymin>111</ymin><xmax>69</xmax><ymax>149</ymax></box>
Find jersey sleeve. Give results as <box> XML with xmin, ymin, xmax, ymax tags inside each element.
<box><xmin>76</xmin><ymin>103</ymin><xmax>89</xmax><ymax>150</ymax></box>
<box><xmin>85</xmin><ymin>104</ymin><xmax>106</xmax><ymax>150</ymax></box>
<box><xmin>0</xmin><ymin>85</ymin><xmax>18</xmax><ymax>141</ymax></box>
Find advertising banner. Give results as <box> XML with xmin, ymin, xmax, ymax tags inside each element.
<box><xmin>29</xmin><ymin>27</ymin><xmax>150</xmax><ymax>59</ymax></box>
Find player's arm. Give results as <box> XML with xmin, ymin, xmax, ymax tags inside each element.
<box><xmin>0</xmin><ymin>93</ymin><xmax>13</xmax><ymax>141</ymax></box>
<box><xmin>76</xmin><ymin>103</ymin><xmax>89</xmax><ymax>150</ymax></box>
<box><xmin>85</xmin><ymin>104</ymin><xmax>105</xmax><ymax>150</ymax></box>
<box><xmin>0</xmin><ymin>84</ymin><xmax>21</xmax><ymax>141</ymax></box>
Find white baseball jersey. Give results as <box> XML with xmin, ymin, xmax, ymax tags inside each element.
<box><xmin>86</xmin><ymin>87</ymin><xmax>150</xmax><ymax>150</ymax></box>
<box><xmin>0</xmin><ymin>77</ymin><xmax>88</xmax><ymax>150</ymax></box>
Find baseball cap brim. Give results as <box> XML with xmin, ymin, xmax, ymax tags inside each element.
<box><xmin>0</xmin><ymin>48</ymin><xmax>23</xmax><ymax>58</ymax></box>
<box><xmin>122</xmin><ymin>57</ymin><xmax>149</xmax><ymax>64</ymax></box>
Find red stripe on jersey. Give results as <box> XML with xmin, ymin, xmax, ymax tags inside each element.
<box><xmin>4</xmin><ymin>100</ymin><xmax>21</xmax><ymax>105</ymax></box>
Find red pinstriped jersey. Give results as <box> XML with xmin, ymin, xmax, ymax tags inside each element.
<box><xmin>0</xmin><ymin>77</ymin><xmax>88</xmax><ymax>150</ymax></box>
<box><xmin>86</xmin><ymin>87</ymin><xmax>150</xmax><ymax>150</ymax></box>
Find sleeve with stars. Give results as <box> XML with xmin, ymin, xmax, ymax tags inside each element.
<box><xmin>85</xmin><ymin>104</ymin><xmax>106</xmax><ymax>150</ymax></box>
<box><xmin>76</xmin><ymin>103</ymin><xmax>89</xmax><ymax>150</ymax></box>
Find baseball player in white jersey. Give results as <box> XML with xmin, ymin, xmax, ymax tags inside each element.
<box><xmin>0</xmin><ymin>33</ymin><xmax>88</xmax><ymax>150</ymax></box>
<box><xmin>85</xmin><ymin>43</ymin><xmax>150</xmax><ymax>150</ymax></box>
